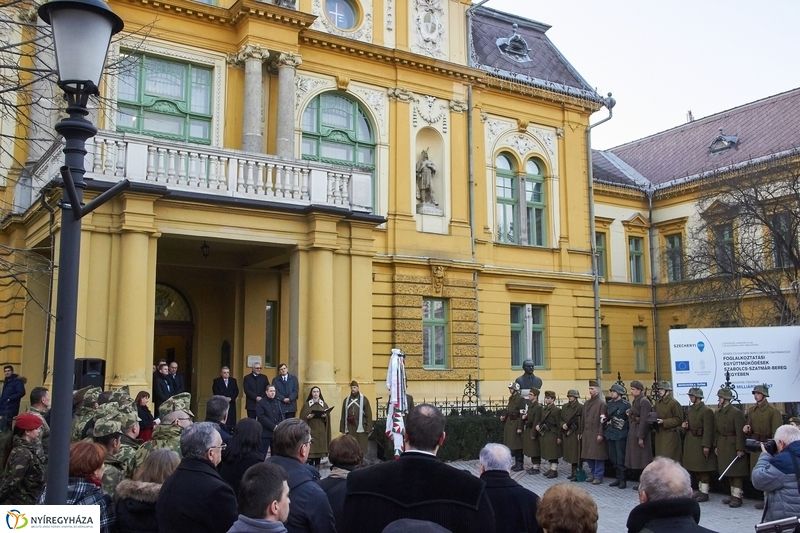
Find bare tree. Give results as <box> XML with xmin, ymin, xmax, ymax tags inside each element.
<box><xmin>666</xmin><ymin>151</ymin><xmax>800</xmax><ymax>326</ymax></box>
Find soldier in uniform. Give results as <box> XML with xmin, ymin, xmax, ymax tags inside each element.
<box><xmin>93</xmin><ymin>417</ymin><xmax>126</xmax><ymax>497</ymax></box>
<box><xmin>522</xmin><ymin>388</ymin><xmax>542</xmax><ymax>475</ymax></box>
<box><xmin>605</xmin><ymin>383</ymin><xmax>629</xmax><ymax>488</ymax></box>
<box><xmin>340</xmin><ymin>381</ymin><xmax>373</xmax><ymax>456</ymax></box>
<box><xmin>538</xmin><ymin>390</ymin><xmax>561</xmax><ymax>478</ymax></box>
<box><xmin>0</xmin><ymin>413</ymin><xmax>46</xmax><ymax>504</ymax></box>
<box><xmin>580</xmin><ymin>380</ymin><xmax>607</xmax><ymax>484</ymax></box>
<box><xmin>71</xmin><ymin>386</ymin><xmax>101</xmax><ymax>441</ymax></box>
<box><xmin>714</xmin><ymin>387</ymin><xmax>748</xmax><ymax>508</ymax></box>
<box><xmin>133</xmin><ymin>392</ymin><xmax>194</xmax><ymax>471</ymax></box>
<box><xmin>625</xmin><ymin>380</ymin><xmax>653</xmax><ymax>490</ymax></box>
<box><xmin>653</xmin><ymin>380</ymin><xmax>683</xmax><ymax>462</ymax></box>
<box><xmin>744</xmin><ymin>383</ymin><xmax>782</xmax><ymax>510</ymax></box>
<box><xmin>681</xmin><ymin>387</ymin><xmax>716</xmax><ymax>502</ymax></box>
<box><xmin>117</xmin><ymin>410</ymin><xmax>141</xmax><ymax>478</ymax></box>
<box><xmin>515</xmin><ymin>359</ymin><xmax>543</xmax><ymax>392</ymax></box>
<box><xmin>560</xmin><ymin>389</ymin><xmax>582</xmax><ymax>480</ymax></box>
<box><xmin>501</xmin><ymin>382</ymin><xmax>526</xmax><ymax>471</ymax></box>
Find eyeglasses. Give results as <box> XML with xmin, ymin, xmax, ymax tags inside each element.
<box><xmin>208</xmin><ymin>443</ymin><xmax>227</xmax><ymax>452</ymax></box>
<box><xmin>303</xmin><ymin>438</ymin><xmax>313</xmax><ymax>446</ymax></box>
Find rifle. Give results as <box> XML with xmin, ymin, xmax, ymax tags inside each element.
<box><xmin>562</xmin><ymin>410</ymin><xmax>580</xmax><ymax>436</ymax></box>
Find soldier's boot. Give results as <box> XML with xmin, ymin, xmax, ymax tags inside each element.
<box><xmin>618</xmin><ymin>476</ymin><xmax>627</xmax><ymax>490</ymax></box>
<box><xmin>609</xmin><ymin>479</ymin><xmax>620</xmax><ymax>487</ymax></box>
<box><xmin>511</xmin><ymin>451</ymin><xmax>524</xmax><ymax>472</ymax></box>
<box><xmin>567</xmin><ymin>464</ymin><xmax>577</xmax><ymax>481</ymax></box>
<box><xmin>543</xmin><ymin>464</ymin><xmax>558</xmax><ymax>478</ymax></box>
<box><xmin>693</xmin><ymin>482</ymin><xmax>710</xmax><ymax>503</ymax></box>
<box><xmin>728</xmin><ymin>487</ymin><xmax>744</xmax><ymax>508</ymax></box>
<box><xmin>527</xmin><ymin>465</ymin><xmax>540</xmax><ymax>475</ymax></box>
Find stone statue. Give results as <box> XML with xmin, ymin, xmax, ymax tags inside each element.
<box><xmin>416</xmin><ymin>149</ymin><xmax>437</xmax><ymax>207</ymax></box>
<box><xmin>515</xmin><ymin>359</ymin><xmax>543</xmax><ymax>393</ymax></box>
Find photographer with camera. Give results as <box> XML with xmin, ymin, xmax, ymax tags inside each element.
<box><xmin>751</xmin><ymin>424</ymin><xmax>800</xmax><ymax>526</ymax></box>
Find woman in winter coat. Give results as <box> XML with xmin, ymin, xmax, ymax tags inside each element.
<box><xmin>751</xmin><ymin>424</ymin><xmax>800</xmax><ymax>524</ymax></box>
<box><xmin>0</xmin><ymin>413</ymin><xmax>46</xmax><ymax>504</ymax></box>
<box><xmin>220</xmin><ymin>418</ymin><xmax>264</xmax><ymax>493</ymax></box>
<box><xmin>135</xmin><ymin>391</ymin><xmax>156</xmax><ymax>442</ymax></box>
<box><xmin>319</xmin><ymin>434</ymin><xmax>363</xmax><ymax>527</ymax></box>
<box><xmin>114</xmin><ymin>448</ymin><xmax>180</xmax><ymax>533</ymax></box>
<box><xmin>299</xmin><ymin>386</ymin><xmax>331</xmax><ymax>469</ymax></box>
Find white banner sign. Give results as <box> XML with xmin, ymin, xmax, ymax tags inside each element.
<box><xmin>0</xmin><ymin>505</ymin><xmax>99</xmax><ymax>531</ymax></box>
<box><xmin>668</xmin><ymin>326</ymin><xmax>800</xmax><ymax>405</ymax></box>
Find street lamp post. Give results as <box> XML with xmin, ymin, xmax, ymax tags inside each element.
<box><xmin>37</xmin><ymin>0</ymin><xmax>125</xmax><ymax>504</ymax></box>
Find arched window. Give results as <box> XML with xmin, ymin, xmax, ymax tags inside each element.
<box><xmin>524</xmin><ymin>158</ymin><xmax>546</xmax><ymax>246</ymax></box>
<box><xmin>301</xmin><ymin>92</ymin><xmax>376</xmax><ymax>210</ymax></box>
<box><xmin>495</xmin><ymin>153</ymin><xmax>517</xmax><ymax>243</ymax></box>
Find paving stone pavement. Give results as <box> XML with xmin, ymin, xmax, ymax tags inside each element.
<box><xmin>320</xmin><ymin>457</ymin><xmax>763</xmax><ymax>532</ymax></box>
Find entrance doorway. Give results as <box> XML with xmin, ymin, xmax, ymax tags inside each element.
<box><xmin>153</xmin><ymin>284</ymin><xmax>194</xmax><ymax>395</ymax></box>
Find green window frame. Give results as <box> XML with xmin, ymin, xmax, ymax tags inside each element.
<box><xmin>771</xmin><ymin>212</ymin><xmax>794</xmax><ymax>268</ymax></box>
<box><xmin>117</xmin><ymin>53</ymin><xmax>213</xmax><ymax>144</ymax></box>
<box><xmin>301</xmin><ymin>92</ymin><xmax>376</xmax><ymax>210</ymax></box>
<box><xmin>524</xmin><ymin>159</ymin><xmax>546</xmax><ymax>247</ymax></box>
<box><xmin>633</xmin><ymin>326</ymin><xmax>648</xmax><ymax>372</ymax></box>
<box><xmin>422</xmin><ymin>298</ymin><xmax>448</xmax><ymax>369</ymax></box>
<box><xmin>601</xmin><ymin>324</ymin><xmax>610</xmax><ymax>373</ymax></box>
<box><xmin>510</xmin><ymin>304</ymin><xmax>545</xmax><ymax>368</ymax></box>
<box><xmin>629</xmin><ymin>236</ymin><xmax>644</xmax><ymax>283</ymax></box>
<box><xmin>714</xmin><ymin>223</ymin><xmax>735</xmax><ymax>273</ymax></box>
<box><xmin>595</xmin><ymin>232</ymin><xmax>607</xmax><ymax>279</ymax></box>
<box><xmin>665</xmin><ymin>234</ymin><xmax>683</xmax><ymax>282</ymax></box>
<box><xmin>495</xmin><ymin>153</ymin><xmax>517</xmax><ymax>244</ymax></box>
<box><xmin>265</xmin><ymin>301</ymin><xmax>279</xmax><ymax>368</ymax></box>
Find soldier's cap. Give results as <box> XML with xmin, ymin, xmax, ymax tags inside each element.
<box><xmin>630</xmin><ymin>380</ymin><xmax>644</xmax><ymax>391</ymax></box>
<box><xmin>350</xmin><ymin>380</ymin><xmax>359</xmax><ymax>387</ymax></box>
<box><xmin>717</xmin><ymin>388</ymin><xmax>733</xmax><ymax>400</ymax></box>
<box><xmin>14</xmin><ymin>413</ymin><xmax>43</xmax><ymax>431</ymax></box>
<box><xmin>567</xmin><ymin>389</ymin><xmax>580</xmax><ymax>398</ymax></box>
<box><xmin>588</xmin><ymin>380</ymin><xmax>599</xmax><ymax>388</ymax></box>
<box><xmin>687</xmin><ymin>387</ymin><xmax>704</xmax><ymax>399</ymax></box>
<box><xmin>93</xmin><ymin>417</ymin><xmax>123</xmax><ymax>438</ymax></box>
<box><xmin>91</xmin><ymin>401</ymin><xmax>122</xmax><ymax>421</ymax></box>
<box><xmin>544</xmin><ymin>390</ymin><xmax>556</xmax><ymax>400</ymax></box>
<box><xmin>158</xmin><ymin>392</ymin><xmax>194</xmax><ymax>419</ymax></box>
<box><xmin>109</xmin><ymin>386</ymin><xmax>133</xmax><ymax>405</ymax></box>
<box><xmin>507</xmin><ymin>382</ymin><xmax>520</xmax><ymax>391</ymax></box>
<box><xmin>659</xmin><ymin>381</ymin><xmax>673</xmax><ymax>391</ymax></box>
<box><xmin>752</xmin><ymin>384</ymin><xmax>769</xmax><ymax>397</ymax></box>
<box><xmin>528</xmin><ymin>388</ymin><xmax>540</xmax><ymax>397</ymax></box>
<box><xmin>82</xmin><ymin>387</ymin><xmax>102</xmax><ymax>407</ymax></box>
<box><xmin>610</xmin><ymin>383</ymin><xmax>626</xmax><ymax>395</ymax></box>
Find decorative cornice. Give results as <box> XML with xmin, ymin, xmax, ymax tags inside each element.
<box><xmin>387</xmin><ymin>87</ymin><xmax>414</xmax><ymax>102</ymax></box>
<box><xmin>115</xmin><ymin>0</ymin><xmax>317</xmax><ymax>28</ymax></box>
<box><xmin>505</xmin><ymin>283</ymin><xmax>556</xmax><ymax>294</ymax></box>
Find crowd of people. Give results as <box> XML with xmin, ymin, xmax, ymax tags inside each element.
<box><xmin>2</xmin><ymin>357</ymin><xmax>800</xmax><ymax>532</ymax></box>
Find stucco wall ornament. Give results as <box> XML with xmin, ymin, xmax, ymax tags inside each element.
<box><xmin>386</xmin><ymin>0</ymin><xmax>394</xmax><ymax>31</ymax></box>
<box><xmin>509</xmin><ymin>134</ymin><xmax>535</xmax><ymax>157</ymax></box>
<box><xmin>311</xmin><ymin>0</ymin><xmax>373</xmax><ymax>43</ymax></box>
<box><xmin>350</xmin><ymin>84</ymin><xmax>387</xmax><ymax>139</ymax></box>
<box><xmin>529</xmin><ymin>127</ymin><xmax>556</xmax><ymax>159</ymax></box>
<box><xmin>431</xmin><ymin>265</ymin><xmax>445</xmax><ymax>294</ymax></box>
<box><xmin>413</xmin><ymin>95</ymin><xmax>448</xmax><ymax>132</ymax></box>
<box><xmin>387</xmin><ymin>87</ymin><xmax>414</xmax><ymax>102</ymax></box>
<box><xmin>412</xmin><ymin>0</ymin><xmax>445</xmax><ymax>59</ymax></box>
<box><xmin>295</xmin><ymin>75</ymin><xmax>334</xmax><ymax>113</ymax></box>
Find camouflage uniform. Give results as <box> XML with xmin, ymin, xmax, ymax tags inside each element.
<box><xmin>0</xmin><ymin>436</ymin><xmax>46</xmax><ymax>504</ymax></box>
<box><xmin>27</xmin><ymin>406</ymin><xmax>50</xmax><ymax>454</ymax></box>
<box><xmin>71</xmin><ymin>387</ymin><xmax>102</xmax><ymax>441</ymax></box>
<box><xmin>117</xmin><ymin>433</ymin><xmax>141</xmax><ymax>479</ymax></box>
<box><xmin>132</xmin><ymin>393</ymin><xmax>194</xmax><ymax>471</ymax></box>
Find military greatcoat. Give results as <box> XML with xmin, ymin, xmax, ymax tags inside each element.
<box><xmin>522</xmin><ymin>398</ymin><xmax>542</xmax><ymax>459</ymax></box>
<box><xmin>714</xmin><ymin>403</ymin><xmax>749</xmax><ymax>478</ymax></box>
<box><xmin>580</xmin><ymin>394</ymin><xmax>607</xmax><ymax>461</ymax></box>
<box><xmin>746</xmin><ymin>400</ymin><xmax>782</xmax><ymax>472</ymax></box>
<box><xmin>503</xmin><ymin>391</ymin><xmax>525</xmax><ymax>451</ymax></box>
<box><xmin>625</xmin><ymin>395</ymin><xmax>653</xmax><ymax>470</ymax></box>
<box><xmin>682</xmin><ymin>401</ymin><xmax>717</xmax><ymax>473</ymax></box>
<box><xmin>560</xmin><ymin>400</ymin><xmax>582</xmax><ymax>464</ymax></box>
<box><xmin>538</xmin><ymin>403</ymin><xmax>562</xmax><ymax>461</ymax></box>
<box><xmin>654</xmin><ymin>395</ymin><xmax>683</xmax><ymax>462</ymax></box>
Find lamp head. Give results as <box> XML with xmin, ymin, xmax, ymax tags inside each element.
<box><xmin>38</xmin><ymin>0</ymin><xmax>124</xmax><ymax>93</ymax></box>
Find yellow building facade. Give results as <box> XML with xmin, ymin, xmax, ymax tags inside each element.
<box><xmin>2</xmin><ymin>0</ymin><xmax>675</xmax><ymax>419</ymax></box>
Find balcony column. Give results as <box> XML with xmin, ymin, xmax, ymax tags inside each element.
<box><xmin>276</xmin><ymin>52</ymin><xmax>302</xmax><ymax>159</ymax></box>
<box><xmin>235</xmin><ymin>45</ymin><xmax>270</xmax><ymax>153</ymax></box>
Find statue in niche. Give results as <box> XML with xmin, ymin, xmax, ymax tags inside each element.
<box><xmin>416</xmin><ymin>148</ymin><xmax>439</xmax><ymax>213</ymax></box>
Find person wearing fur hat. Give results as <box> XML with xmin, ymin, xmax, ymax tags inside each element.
<box><xmin>114</xmin><ymin>448</ymin><xmax>180</xmax><ymax>533</ymax></box>
<box><xmin>714</xmin><ymin>387</ymin><xmax>748</xmax><ymax>508</ymax></box>
<box><xmin>560</xmin><ymin>389</ymin><xmax>582</xmax><ymax>480</ymax></box>
<box><xmin>744</xmin><ymin>383</ymin><xmax>782</xmax><ymax>510</ymax></box>
<box><xmin>0</xmin><ymin>413</ymin><xmax>45</xmax><ymax>504</ymax></box>
<box><xmin>537</xmin><ymin>390</ymin><xmax>561</xmax><ymax>478</ymax></box>
<box><xmin>501</xmin><ymin>382</ymin><xmax>526</xmax><ymax>471</ymax></box>
<box><xmin>605</xmin><ymin>383</ymin><xmax>629</xmax><ymax>488</ymax></box>
<box><xmin>681</xmin><ymin>388</ymin><xmax>716</xmax><ymax>503</ymax></box>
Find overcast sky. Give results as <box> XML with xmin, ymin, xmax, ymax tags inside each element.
<box><xmin>483</xmin><ymin>1</ymin><xmax>800</xmax><ymax>149</ymax></box>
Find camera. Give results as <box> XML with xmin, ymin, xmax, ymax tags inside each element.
<box><xmin>745</xmin><ymin>438</ymin><xmax>778</xmax><ymax>455</ymax></box>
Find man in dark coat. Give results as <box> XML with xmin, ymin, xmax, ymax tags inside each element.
<box><xmin>274</xmin><ymin>364</ymin><xmax>299</xmax><ymax>418</ymax></box>
<box><xmin>156</xmin><ymin>422</ymin><xmax>237</xmax><ymax>533</ymax></box>
<box><xmin>625</xmin><ymin>380</ymin><xmax>653</xmax><ymax>490</ymax></box>
<box><xmin>256</xmin><ymin>385</ymin><xmax>284</xmax><ymax>454</ymax></box>
<box><xmin>168</xmin><ymin>362</ymin><xmax>185</xmax><ymax>394</ymax></box>
<box><xmin>714</xmin><ymin>387</ymin><xmax>748</xmax><ymax>508</ymax></box>
<box><xmin>581</xmin><ymin>380</ymin><xmax>607</xmax><ymax>484</ymax></box>
<box><xmin>537</xmin><ymin>390</ymin><xmax>561</xmax><ymax>478</ymax></box>
<box><xmin>211</xmin><ymin>367</ymin><xmax>239</xmax><ymax>430</ymax></box>
<box><xmin>153</xmin><ymin>362</ymin><xmax>174</xmax><ymax>413</ymax></box>
<box><xmin>265</xmin><ymin>418</ymin><xmax>336</xmax><ymax>533</ymax></box>
<box><xmin>626</xmin><ymin>457</ymin><xmax>716</xmax><ymax>533</ymax></box>
<box><xmin>243</xmin><ymin>362</ymin><xmax>269</xmax><ymax>419</ymax></box>
<box><xmin>0</xmin><ymin>365</ymin><xmax>25</xmax><ymax>431</ymax></box>
<box><xmin>560</xmin><ymin>389</ymin><xmax>582</xmax><ymax>480</ymax></box>
<box><xmin>342</xmin><ymin>404</ymin><xmax>497</xmax><ymax>533</ymax></box>
<box><xmin>605</xmin><ymin>382</ymin><xmax>630</xmax><ymax>488</ymax></box>
<box><xmin>681</xmin><ymin>388</ymin><xmax>716</xmax><ymax>503</ymax></box>
<box><xmin>479</xmin><ymin>443</ymin><xmax>542</xmax><ymax>533</ymax></box>
<box><xmin>501</xmin><ymin>382</ymin><xmax>525</xmax><ymax>471</ymax></box>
